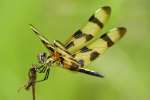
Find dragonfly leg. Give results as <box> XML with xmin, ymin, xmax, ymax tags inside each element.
<box><xmin>36</xmin><ymin>65</ymin><xmax>47</xmax><ymax>73</ymax></box>
<box><xmin>77</xmin><ymin>68</ymin><xmax>104</xmax><ymax>78</ymax></box>
<box><xmin>36</xmin><ymin>68</ymin><xmax>50</xmax><ymax>82</ymax></box>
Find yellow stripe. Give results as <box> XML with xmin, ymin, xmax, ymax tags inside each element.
<box><xmin>95</xmin><ymin>6</ymin><xmax>111</xmax><ymax>24</ymax></box>
<box><xmin>107</xmin><ymin>27</ymin><xmax>126</xmax><ymax>43</ymax></box>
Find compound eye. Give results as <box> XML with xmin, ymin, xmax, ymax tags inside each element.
<box><xmin>38</xmin><ymin>52</ymin><xmax>47</xmax><ymax>64</ymax></box>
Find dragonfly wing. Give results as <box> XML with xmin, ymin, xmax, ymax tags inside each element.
<box><xmin>30</xmin><ymin>24</ymin><xmax>54</xmax><ymax>52</ymax></box>
<box><xmin>65</xmin><ymin>6</ymin><xmax>111</xmax><ymax>53</ymax></box>
<box><xmin>73</xmin><ymin>27</ymin><xmax>127</xmax><ymax>67</ymax></box>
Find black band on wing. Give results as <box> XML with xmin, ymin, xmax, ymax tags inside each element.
<box><xmin>90</xmin><ymin>51</ymin><xmax>100</xmax><ymax>61</ymax></box>
<box><xmin>89</xmin><ymin>15</ymin><xmax>104</xmax><ymax>28</ymax></box>
<box><xmin>73</xmin><ymin>30</ymin><xmax>83</xmax><ymax>39</ymax></box>
<box><xmin>100</xmin><ymin>33</ymin><xmax>114</xmax><ymax>47</ymax></box>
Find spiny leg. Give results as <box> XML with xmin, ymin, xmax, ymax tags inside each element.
<box><xmin>24</xmin><ymin>65</ymin><xmax>50</xmax><ymax>84</ymax></box>
<box><xmin>36</xmin><ymin>68</ymin><xmax>50</xmax><ymax>82</ymax></box>
<box><xmin>77</xmin><ymin>68</ymin><xmax>104</xmax><ymax>78</ymax></box>
<box><xmin>32</xmin><ymin>64</ymin><xmax>50</xmax><ymax>82</ymax></box>
<box><xmin>36</xmin><ymin>65</ymin><xmax>47</xmax><ymax>73</ymax></box>
<box><xmin>35</xmin><ymin>52</ymin><xmax>53</xmax><ymax>82</ymax></box>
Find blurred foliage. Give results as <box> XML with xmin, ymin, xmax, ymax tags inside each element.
<box><xmin>0</xmin><ymin>0</ymin><xmax>150</xmax><ymax>100</ymax></box>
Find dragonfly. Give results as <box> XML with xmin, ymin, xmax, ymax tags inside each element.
<box><xmin>23</xmin><ymin>6</ymin><xmax>126</xmax><ymax>100</ymax></box>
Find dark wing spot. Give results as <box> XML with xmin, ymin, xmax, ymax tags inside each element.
<box><xmin>41</xmin><ymin>40</ymin><xmax>48</xmax><ymax>45</ymax></box>
<box><xmin>47</xmin><ymin>45</ymin><xmax>54</xmax><ymax>52</ymax></box>
<box><xmin>73</xmin><ymin>30</ymin><xmax>83</xmax><ymax>39</ymax></box>
<box><xmin>72</xmin><ymin>54</ymin><xmax>76</xmax><ymax>57</ymax></box>
<box><xmin>101</xmin><ymin>6</ymin><xmax>111</xmax><ymax>15</ymax></box>
<box><xmin>89</xmin><ymin>15</ymin><xmax>103</xmax><ymax>28</ymax></box>
<box><xmin>80</xmin><ymin>46</ymin><xmax>92</xmax><ymax>53</ymax></box>
<box><xmin>86</xmin><ymin>34</ymin><xmax>93</xmax><ymax>41</ymax></box>
<box><xmin>90</xmin><ymin>51</ymin><xmax>100</xmax><ymax>61</ymax></box>
<box><xmin>65</xmin><ymin>41</ymin><xmax>74</xmax><ymax>49</ymax></box>
<box><xmin>101</xmin><ymin>33</ymin><xmax>114</xmax><ymax>47</ymax></box>
<box><xmin>78</xmin><ymin>59</ymin><xmax>84</xmax><ymax>67</ymax></box>
<box><xmin>70</xmin><ymin>62</ymin><xmax>79</xmax><ymax>70</ymax></box>
<box><xmin>118</xmin><ymin>27</ymin><xmax>127</xmax><ymax>38</ymax></box>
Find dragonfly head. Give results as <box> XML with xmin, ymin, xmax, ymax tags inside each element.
<box><xmin>37</xmin><ymin>52</ymin><xmax>47</xmax><ymax>64</ymax></box>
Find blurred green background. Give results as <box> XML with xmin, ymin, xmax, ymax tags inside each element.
<box><xmin>0</xmin><ymin>0</ymin><xmax>150</xmax><ymax>100</ymax></box>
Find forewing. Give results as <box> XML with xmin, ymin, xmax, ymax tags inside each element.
<box><xmin>65</xmin><ymin>6</ymin><xmax>111</xmax><ymax>53</ymax></box>
<box><xmin>73</xmin><ymin>27</ymin><xmax>127</xmax><ymax>67</ymax></box>
<box><xmin>30</xmin><ymin>24</ymin><xmax>53</xmax><ymax>52</ymax></box>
